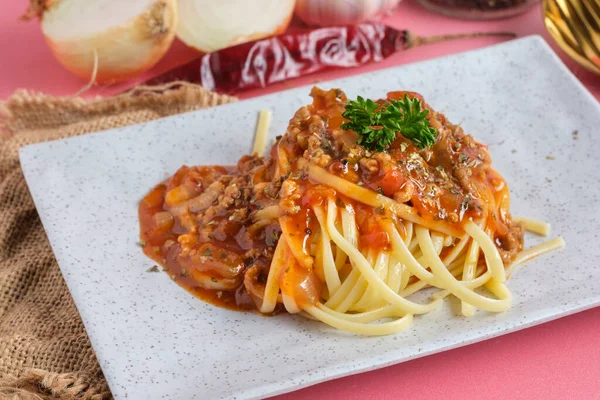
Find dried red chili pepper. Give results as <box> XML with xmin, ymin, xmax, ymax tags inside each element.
<box><xmin>145</xmin><ymin>24</ymin><xmax>514</xmax><ymax>94</ymax></box>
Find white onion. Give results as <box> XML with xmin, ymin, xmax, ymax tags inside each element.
<box><xmin>176</xmin><ymin>0</ymin><xmax>296</xmax><ymax>53</ymax></box>
<box><xmin>36</xmin><ymin>0</ymin><xmax>178</xmax><ymax>84</ymax></box>
<box><xmin>295</xmin><ymin>0</ymin><xmax>402</xmax><ymax>26</ymax></box>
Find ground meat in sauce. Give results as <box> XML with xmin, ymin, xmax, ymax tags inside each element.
<box><xmin>139</xmin><ymin>87</ymin><xmax>524</xmax><ymax>310</ymax></box>
<box><xmin>497</xmin><ymin>221</ymin><xmax>525</xmax><ymax>265</ymax></box>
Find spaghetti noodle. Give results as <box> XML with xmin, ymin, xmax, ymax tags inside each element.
<box><xmin>138</xmin><ymin>87</ymin><xmax>564</xmax><ymax>335</ymax></box>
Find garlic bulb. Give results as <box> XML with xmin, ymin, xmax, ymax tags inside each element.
<box><xmin>34</xmin><ymin>0</ymin><xmax>178</xmax><ymax>84</ymax></box>
<box><xmin>295</xmin><ymin>0</ymin><xmax>402</xmax><ymax>26</ymax></box>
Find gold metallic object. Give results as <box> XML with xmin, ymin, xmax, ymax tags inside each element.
<box><xmin>543</xmin><ymin>0</ymin><xmax>600</xmax><ymax>74</ymax></box>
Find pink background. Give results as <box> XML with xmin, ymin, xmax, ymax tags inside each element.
<box><xmin>2</xmin><ymin>1</ymin><xmax>599</xmax><ymax>399</ymax></box>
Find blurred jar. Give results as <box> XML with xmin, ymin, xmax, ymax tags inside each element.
<box><xmin>416</xmin><ymin>0</ymin><xmax>540</xmax><ymax>19</ymax></box>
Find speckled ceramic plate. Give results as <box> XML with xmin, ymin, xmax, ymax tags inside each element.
<box><xmin>20</xmin><ymin>36</ymin><xmax>600</xmax><ymax>400</ymax></box>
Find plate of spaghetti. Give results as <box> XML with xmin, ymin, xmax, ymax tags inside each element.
<box><xmin>20</xmin><ymin>36</ymin><xmax>600</xmax><ymax>400</ymax></box>
<box><xmin>139</xmin><ymin>87</ymin><xmax>564</xmax><ymax>336</ymax></box>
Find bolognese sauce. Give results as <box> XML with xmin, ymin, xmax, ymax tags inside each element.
<box><xmin>139</xmin><ymin>87</ymin><xmax>525</xmax><ymax>314</ymax></box>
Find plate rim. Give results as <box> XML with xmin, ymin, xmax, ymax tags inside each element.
<box><xmin>19</xmin><ymin>34</ymin><xmax>600</xmax><ymax>400</ymax></box>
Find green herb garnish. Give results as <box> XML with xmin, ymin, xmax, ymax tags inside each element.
<box><xmin>341</xmin><ymin>95</ymin><xmax>438</xmax><ymax>151</ymax></box>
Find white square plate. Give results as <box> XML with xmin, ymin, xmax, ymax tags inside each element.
<box><xmin>20</xmin><ymin>36</ymin><xmax>600</xmax><ymax>400</ymax></box>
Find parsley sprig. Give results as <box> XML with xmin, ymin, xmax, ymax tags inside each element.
<box><xmin>341</xmin><ymin>94</ymin><xmax>438</xmax><ymax>151</ymax></box>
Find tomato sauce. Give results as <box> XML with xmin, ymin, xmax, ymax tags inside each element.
<box><xmin>139</xmin><ymin>87</ymin><xmax>523</xmax><ymax>314</ymax></box>
<box><xmin>139</xmin><ymin>163</ymin><xmax>281</xmax><ymax>312</ymax></box>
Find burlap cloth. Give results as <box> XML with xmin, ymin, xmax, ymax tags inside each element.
<box><xmin>0</xmin><ymin>83</ymin><xmax>237</xmax><ymax>399</ymax></box>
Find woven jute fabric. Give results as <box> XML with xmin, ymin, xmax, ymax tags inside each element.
<box><xmin>0</xmin><ymin>83</ymin><xmax>237</xmax><ymax>399</ymax></box>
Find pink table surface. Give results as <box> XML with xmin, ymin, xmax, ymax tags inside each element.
<box><xmin>2</xmin><ymin>1</ymin><xmax>599</xmax><ymax>399</ymax></box>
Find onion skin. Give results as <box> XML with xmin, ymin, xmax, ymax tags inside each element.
<box><xmin>38</xmin><ymin>0</ymin><xmax>178</xmax><ymax>84</ymax></box>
